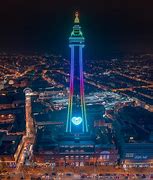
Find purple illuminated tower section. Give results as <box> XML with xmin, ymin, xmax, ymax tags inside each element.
<box><xmin>66</xmin><ymin>12</ymin><xmax>88</xmax><ymax>133</ymax></box>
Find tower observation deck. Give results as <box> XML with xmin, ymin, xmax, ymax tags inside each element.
<box><xmin>66</xmin><ymin>12</ymin><xmax>88</xmax><ymax>134</ymax></box>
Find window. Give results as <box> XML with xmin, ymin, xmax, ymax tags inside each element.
<box><xmin>125</xmin><ymin>153</ymin><xmax>134</xmax><ymax>158</ymax></box>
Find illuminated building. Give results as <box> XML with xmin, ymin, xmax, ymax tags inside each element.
<box><xmin>66</xmin><ymin>12</ymin><xmax>88</xmax><ymax>133</ymax></box>
<box><xmin>33</xmin><ymin>12</ymin><xmax>118</xmax><ymax>167</ymax></box>
<box><xmin>114</xmin><ymin>106</ymin><xmax>153</xmax><ymax>168</ymax></box>
<box><xmin>24</xmin><ymin>88</ymin><xmax>35</xmax><ymax>138</ymax></box>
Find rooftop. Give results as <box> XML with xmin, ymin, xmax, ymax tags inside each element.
<box><xmin>0</xmin><ymin>133</ymin><xmax>22</xmax><ymax>155</ymax></box>
<box><xmin>115</xmin><ymin>106</ymin><xmax>153</xmax><ymax>143</ymax></box>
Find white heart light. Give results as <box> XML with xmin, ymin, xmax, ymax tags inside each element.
<box><xmin>71</xmin><ymin>116</ymin><xmax>83</xmax><ymax>126</ymax></box>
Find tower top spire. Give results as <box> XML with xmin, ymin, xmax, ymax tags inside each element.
<box><xmin>70</xmin><ymin>11</ymin><xmax>84</xmax><ymax>44</ymax></box>
<box><xmin>74</xmin><ymin>11</ymin><xmax>80</xmax><ymax>24</ymax></box>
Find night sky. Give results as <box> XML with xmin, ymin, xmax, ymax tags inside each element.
<box><xmin>0</xmin><ymin>0</ymin><xmax>153</xmax><ymax>58</ymax></box>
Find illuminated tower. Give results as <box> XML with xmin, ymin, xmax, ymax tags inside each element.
<box><xmin>66</xmin><ymin>12</ymin><xmax>88</xmax><ymax>133</ymax></box>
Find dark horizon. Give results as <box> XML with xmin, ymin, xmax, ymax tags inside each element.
<box><xmin>1</xmin><ymin>1</ymin><xmax>153</xmax><ymax>58</ymax></box>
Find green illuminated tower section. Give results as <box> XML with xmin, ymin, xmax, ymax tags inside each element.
<box><xmin>66</xmin><ymin>12</ymin><xmax>88</xmax><ymax>133</ymax></box>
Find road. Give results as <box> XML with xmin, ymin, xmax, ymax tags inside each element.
<box><xmin>1</xmin><ymin>165</ymin><xmax>153</xmax><ymax>179</ymax></box>
<box><xmin>15</xmin><ymin>92</ymin><xmax>36</xmax><ymax>175</ymax></box>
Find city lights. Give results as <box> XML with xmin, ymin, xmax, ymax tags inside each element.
<box><xmin>0</xmin><ymin>2</ymin><xmax>153</xmax><ymax>178</ymax></box>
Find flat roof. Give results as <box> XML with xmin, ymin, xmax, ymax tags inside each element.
<box><xmin>0</xmin><ymin>134</ymin><xmax>22</xmax><ymax>155</ymax></box>
<box><xmin>116</xmin><ymin>106</ymin><xmax>153</xmax><ymax>143</ymax></box>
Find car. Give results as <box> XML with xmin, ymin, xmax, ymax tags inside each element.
<box><xmin>66</xmin><ymin>173</ymin><xmax>72</xmax><ymax>176</ymax></box>
<box><xmin>98</xmin><ymin>173</ymin><xmax>104</xmax><ymax>177</ymax></box>
<box><xmin>51</xmin><ymin>172</ymin><xmax>56</xmax><ymax>176</ymax></box>
<box><xmin>150</xmin><ymin>174</ymin><xmax>153</xmax><ymax>179</ymax></box>
<box><xmin>142</xmin><ymin>174</ymin><xmax>146</xmax><ymax>178</ymax></box>
<box><xmin>81</xmin><ymin>174</ymin><xmax>87</xmax><ymax>179</ymax></box>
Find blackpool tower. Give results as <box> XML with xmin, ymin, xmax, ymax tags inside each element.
<box><xmin>66</xmin><ymin>12</ymin><xmax>88</xmax><ymax>133</ymax></box>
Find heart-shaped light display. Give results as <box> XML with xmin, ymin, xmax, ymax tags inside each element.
<box><xmin>71</xmin><ymin>117</ymin><xmax>82</xmax><ymax>126</ymax></box>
